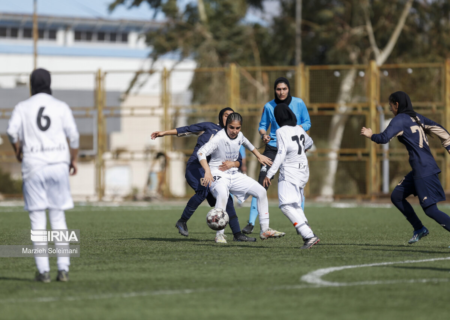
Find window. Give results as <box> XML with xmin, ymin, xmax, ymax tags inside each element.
<box><xmin>109</xmin><ymin>33</ymin><xmax>117</xmax><ymax>42</ymax></box>
<box><xmin>121</xmin><ymin>33</ymin><xmax>128</xmax><ymax>42</ymax></box>
<box><xmin>75</xmin><ymin>31</ymin><xmax>82</xmax><ymax>41</ymax></box>
<box><xmin>97</xmin><ymin>32</ymin><xmax>105</xmax><ymax>41</ymax></box>
<box><xmin>0</xmin><ymin>27</ymin><xmax>6</xmax><ymax>37</ymax></box>
<box><xmin>10</xmin><ymin>28</ymin><xmax>18</xmax><ymax>38</ymax></box>
<box><xmin>38</xmin><ymin>29</ymin><xmax>44</xmax><ymax>39</ymax></box>
<box><xmin>23</xmin><ymin>28</ymin><xmax>32</xmax><ymax>38</ymax></box>
<box><xmin>48</xmin><ymin>30</ymin><xmax>56</xmax><ymax>39</ymax></box>
<box><xmin>86</xmin><ymin>31</ymin><xmax>93</xmax><ymax>41</ymax></box>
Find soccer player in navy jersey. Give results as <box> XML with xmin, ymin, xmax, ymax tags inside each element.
<box><xmin>151</xmin><ymin>108</ymin><xmax>256</xmax><ymax>243</ymax></box>
<box><xmin>361</xmin><ymin>91</ymin><xmax>450</xmax><ymax>245</ymax></box>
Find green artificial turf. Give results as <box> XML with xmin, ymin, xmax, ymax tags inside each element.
<box><xmin>0</xmin><ymin>204</ymin><xmax>449</xmax><ymax>320</ymax></box>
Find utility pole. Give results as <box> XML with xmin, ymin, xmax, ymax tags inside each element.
<box><xmin>33</xmin><ymin>0</ymin><xmax>38</xmax><ymax>70</ymax></box>
<box><xmin>295</xmin><ymin>0</ymin><xmax>302</xmax><ymax>65</ymax></box>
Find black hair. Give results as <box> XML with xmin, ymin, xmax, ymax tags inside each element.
<box><xmin>226</xmin><ymin>112</ymin><xmax>243</xmax><ymax>126</ymax></box>
<box><xmin>389</xmin><ymin>93</ymin><xmax>433</xmax><ymax>137</ymax></box>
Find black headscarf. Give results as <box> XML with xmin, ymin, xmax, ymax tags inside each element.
<box><xmin>389</xmin><ymin>91</ymin><xmax>415</xmax><ymax>118</ymax></box>
<box><xmin>389</xmin><ymin>91</ymin><xmax>433</xmax><ymax>137</ymax></box>
<box><xmin>274</xmin><ymin>77</ymin><xmax>292</xmax><ymax>105</ymax></box>
<box><xmin>274</xmin><ymin>103</ymin><xmax>297</xmax><ymax>127</ymax></box>
<box><xmin>30</xmin><ymin>68</ymin><xmax>52</xmax><ymax>95</ymax></box>
<box><xmin>218</xmin><ymin>107</ymin><xmax>234</xmax><ymax>128</ymax></box>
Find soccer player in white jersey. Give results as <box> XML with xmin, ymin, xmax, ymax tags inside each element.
<box><xmin>7</xmin><ymin>69</ymin><xmax>79</xmax><ymax>282</ymax></box>
<box><xmin>263</xmin><ymin>104</ymin><xmax>320</xmax><ymax>249</ymax></box>
<box><xmin>197</xmin><ymin>113</ymin><xmax>285</xmax><ymax>240</ymax></box>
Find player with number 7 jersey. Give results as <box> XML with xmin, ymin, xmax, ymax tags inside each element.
<box><xmin>361</xmin><ymin>91</ymin><xmax>450</xmax><ymax>246</ymax></box>
<box><xmin>263</xmin><ymin>104</ymin><xmax>320</xmax><ymax>249</ymax></box>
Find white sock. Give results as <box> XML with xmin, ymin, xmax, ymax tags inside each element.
<box><xmin>216</xmin><ymin>229</ymin><xmax>225</xmax><ymax>236</ymax></box>
<box><xmin>30</xmin><ymin>210</ymin><xmax>50</xmax><ymax>273</ymax></box>
<box><xmin>280</xmin><ymin>204</ymin><xmax>314</xmax><ymax>239</ymax></box>
<box><xmin>49</xmin><ymin>209</ymin><xmax>70</xmax><ymax>271</ymax></box>
<box><xmin>296</xmin><ymin>223</ymin><xmax>314</xmax><ymax>240</ymax></box>
<box><xmin>245</xmin><ymin>184</ymin><xmax>270</xmax><ymax>231</ymax></box>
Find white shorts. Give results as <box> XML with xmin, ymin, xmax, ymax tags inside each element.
<box><xmin>278</xmin><ymin>180</ymin><xmax>304</xmax><ymax>207</ymax></box>
<box><xmin>210</xmin><ymin>170</ymin><xmax>259</xmax><ymax>203</ymax></box>
<box><xmin>23</xmin><ymin>163</ymin><xmax>74</xmax><ymax>211</ymax></box>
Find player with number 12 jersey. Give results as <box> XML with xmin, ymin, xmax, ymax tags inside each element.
<box><xmin>264</xmin><ymin>104</ymin><xmax>320</xmax><ymax>249</ymax></box>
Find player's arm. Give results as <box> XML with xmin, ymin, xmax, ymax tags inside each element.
<box><xmin>219</xmin><ymin>152</ymin><xmax>242</xmax><ymax>172</ymax></box>
<box><xmin>361</xmin><ymin>117</ymin><xmax>403</xmax><ymax>144</ymax></box>
<box><xmin>152</xmin><ymin>122</ymin><xmax>210</xmax><ymax>139</ymax></box>
<box><xmin>422</xmin><ymin>116</ymin><xmax>450</xmax><ymax>154</ymax></box>
<box><xmin>242</xmin><ymin>136</ymin><xmax>272</xmax><ymax>166</ymax></box>
<box><xmin>151</xmin><ymin>129</ymin><xmax>177</xmax><ymax>139</ymax></box>
<box><xmin>258</xmin><ymin>106</ymin><xmax>271</xmax><ymax>144</ymax></box>
<box><xmin>264</xmin><ymin>131</ymin><xmax>286</xmax><ymax>187</ymax></box>
<box><xmin>197</xmin><ymin>134</ymin><xmax>220</xmax><ymax>186</ymax></box>
<box><xmin>63</xmin><ymin>105</ymin><xmax>80</xmax><ymax>176</ymax></box>
<box><xmin>298</xmin><ymin>100</ymin><xmax>311</xmax><ymax>131</ymax></box>
<box><xmin>304</xmin><ymin>132</ymin><xmax>314</xmax><ymax>151</ymax></box>
<box><xmin>6</xmin><ymin>106</ymin><xmax>23</xmax><ymax>162</ymax></box>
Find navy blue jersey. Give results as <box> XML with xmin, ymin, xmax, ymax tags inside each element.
<box><xmin>371</xmin><ymin>113</ymin><xmax>450</xmax><ymax>179</ymax></box>
<box><xmin>176</xmin><ymin>122</ymin><xmax>242</xmax><ymax>168</ymax></box>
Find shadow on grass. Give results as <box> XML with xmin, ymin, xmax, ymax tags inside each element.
<box><xmin>0</xmin><ymin>277</ymin><xmax>32</xmax><ymax>282</ymax></box>
<box><xmin>362</xmin><ymin>248</ymin><xmax>450</xmax><ymax>254</ymax></box>
<box><xmin>194</xmin><ymin>243</ymin><xmax>267</xmax><ymax>249</ymax></box>
<box><xmin>119</xmin><ymin>237</ymin><xmax>204</xmax><ymax>242</ymax></box>
<box><xmin>392</xmin><ymin>266</ymin><xmax>450</xmax><ymax>272</ymax></box>
<box><xmin>319</xmin><ymin>243</ymin><xmax>409</xmax><ymax>248</ymax></box>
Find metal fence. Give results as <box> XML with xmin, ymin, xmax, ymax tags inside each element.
<box><xmin>1</xmin><ymin>60</ymin><xmax>450</xmax><ymax>200</ymax></box>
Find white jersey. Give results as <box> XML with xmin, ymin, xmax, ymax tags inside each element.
<box><xmin>7</xmin><ymin>93</ymin><xmax>79</xmax><ymax>180</ymax></box>
<box><xmin>266</xmin><ymin>125</ymin><xmax>313</xmax><ymax>187</ymax></box>
<box><xmin>197</xmin><ymin>129</ymin><xmax>255</xmax><ymax>173</ymax></box>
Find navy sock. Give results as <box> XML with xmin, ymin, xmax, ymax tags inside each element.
<box><xmin>226</xmin><ymin>196</ymin><xmax>241</xmax><ymax>234</ymax></box>
<box><xmin>424</xmin><ymin>204</ymin><xmax>450</xmax><ymax>232</ymax></box>
<box><xmin>180</xmin><ymin>192</ymin><xmax>206</xmax><ymax>222</ymax></box>
<box><xmin>391</xmin><ymin>189</ymin><xmax>424</xmax><ymax>231</ymax></box>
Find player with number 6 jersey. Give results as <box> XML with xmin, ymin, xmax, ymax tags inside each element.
<box><xmin>263</xmin><ymin>104</ymin><xmax>320</xmax><ymax>249</ymax></box>
<box><xmin>198</xmin><ymin>113</ymin><xmax>285</xmax><ymax>240</ymax></box>
<box><xmin>361</xmin><ymin>91</ymin><xmax>450</xmax><ymax>246</ymax></box>
<box><xmin>7</xmin><ymin>69</ymin><xmax>79</xmax><ymax>282</ymax></box>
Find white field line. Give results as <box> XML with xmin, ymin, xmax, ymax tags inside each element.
<box><xmin>300</xmin><ymin>256</ymin><xmax>450</xmax><ymax>287</ymax></box>
<box><xmin>1</xmin><ymin>257</ymin><xmax>450</xmax><ymax>304</ymax></box>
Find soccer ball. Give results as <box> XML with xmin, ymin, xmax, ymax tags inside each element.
<box><xmin>206</xmin><ymin>208</ymin><xmax>229</xmax><ymax>231</ymax></box>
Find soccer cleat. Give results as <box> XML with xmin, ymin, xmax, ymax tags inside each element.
<box><xmin>242</xmin><ymin>222</ymin><xmax>254</xmax><ymax>235</ymax></box>
<box><xmin>233</xmin><ymin>233</ymin><xmax>257</xmax><ymax>242</ymax></box>
<box><xmin>260</xmin><ymin>228</ymin><xmax>285</xmax><ymax>240</ymax></box>
<box><xmin>175</xmin><ymin>220</ymin><xmax>189</xmax><ymax>237</ymax></box>
<box><xmin>56</xmin><ymin>270</ymin><xmax>69</xmax><ymax>282</ymax></box>
<box><xmin>408</xmin><ymin>227</ymin><xmax>429</xmax><ymax>244</ymax></box>
<box><xmin>35</xmin><ymin>271</ymin><xmax>51</xmax><ymax>283</ymax></box>
<box><xmin>300</xmin><ymin>236</ymin><xmax>320</xmax><ymax>249</ymax></box>
<box><xmin>215</xmin><ymin>233</ymin><xmax>227</xmax><ymax>243</ymax></box>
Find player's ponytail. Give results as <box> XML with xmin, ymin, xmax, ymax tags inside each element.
<box><xmin>226</xmin><ymin>113</ymin><xmax>243</xmax><ymax>126</ymax></box>
<box><xmin>414</xmin><ymin>116</ymin><xmax>433</xmax><ymax>138</ymax></box>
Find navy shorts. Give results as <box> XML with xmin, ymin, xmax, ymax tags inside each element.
<box><xmin>395</xmin><ymin>171</ymin><xmax>446</xmax><ymax>208</ymax></box>
<box><xmin>185</xmin><ymin>163</ymin><xmax>216</xmax><ymax>207</ymax></box>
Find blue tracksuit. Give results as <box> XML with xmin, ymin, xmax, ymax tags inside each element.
<box><xmin>176</xmin><ymin>122</ymin><xmax>242</xmax><ymax>233</ymax></box>
<box><xmin>259</xmin><ymin>97</ymin><xmax>311</xmax><ymax>147</ymax></box>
